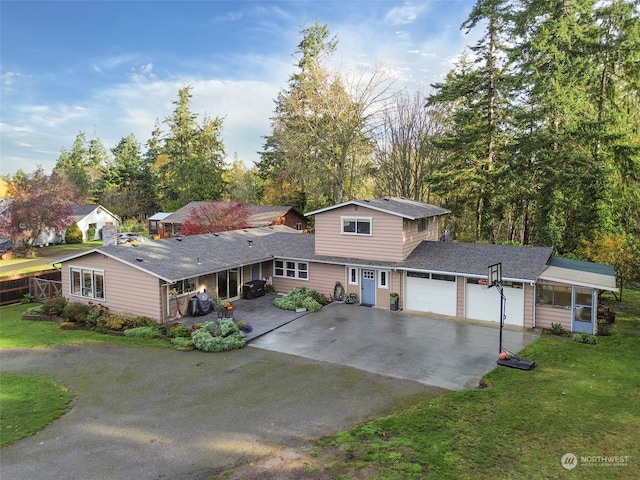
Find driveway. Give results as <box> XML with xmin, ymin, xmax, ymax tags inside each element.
<box><xmin>249</xmin><ymin>302</ymin><xmax>539</xmax><ymax>391</ymax></box>
<box><xmin>1</xmin><ymin>299</ymin><xmax>538</xmax><ymax>479</ymax></box>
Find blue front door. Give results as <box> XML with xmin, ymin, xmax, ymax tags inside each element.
<box><xmin>361</xmin><ymin>269</ymin><xmax>376</xmax><ymax>306</ymax></box>
<box><xmin>572</xmin><ymin>287</ymin><xmax>595</xmax><ymax>334</ymax></box>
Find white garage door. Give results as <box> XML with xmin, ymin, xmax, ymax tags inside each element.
<box><xmin>465</xmin><ymin>281</ymin><xmax>524</xmax><ymax>326</ymax></box>
<box><xmin>405</xmin><ymin>272</ymin><xmax>457</xmax><ymax>316</ymax></box>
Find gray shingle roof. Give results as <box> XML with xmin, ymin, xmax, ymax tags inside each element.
<box><xmin>95</xmin><ymin>226</ymin><xmax>297</xmax><ymax>282</ymax></box>
<box><xmin>306</xmin><ymin>197</ymin><xmax>450</xmax><ymax>219</ymax></box>
<box><xmin>402</xmin><ymin>241</ymin><xmax>553</xmax><ymax>281</ymax></box>
<box><xmin>160</xmin><ymin>202</ymin><xmax>298</xmax><ymax>227</ymax></box>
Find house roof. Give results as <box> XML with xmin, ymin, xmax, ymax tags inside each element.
<box><xmin>54</xmin><ymin>227</ymin><xmax>616</xmax><ymax>290</ymax></box>
<box><xmin>54</xmin><ymin>226</ymin><xmax>299</xmax><ymax>283</ymax></box>
<box><xmin>401</xmin><ymin>241</ymin><xmax>554</xmax><ymax>282</ymax></box>
<box><xmin>160</xmin><ymin>202</ymin><xmax>300</xmax><ymax>227</ymax></box>
<box><xmin>72</xmin><ymin>204</ymin><xmax>119</xmax><ymax>222</ymax></box>
<box><xmin>305</xmin><ymin>197</ymin><xmax>451</xmax><ymax>219</ymax></box>
<box><xmin>539</xmin><ymin>257</ymin><xmax>618</xmax><ymax>291</ymax></box>
<box><xmin>148</xmin><ymin>212</ymin><xmax>172</xmax><ymax>221</ymax></box>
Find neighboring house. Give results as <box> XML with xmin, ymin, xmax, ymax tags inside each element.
<box><xmin>53</xmin><ymin>197</ymin><xmax>617</xmax><ymax>334</ymax></box>
<box><xmin>69</xmin><ymin>205</ymin><xmax>120</xmax><ymax>242</ymax></box>
<box><xmin>32</xmin><ymin>204</ymin><xmax>119</xmax><ymax>246</ymax></box>
<box><xmin>157</xmin><ymin>202</ymin><xmax>307</xmax><ymax>237</ymax></box>
<box><xmin>147</xmin><ymin>212</ymin><xmax>171</xmax><ymax>237</ymax></box>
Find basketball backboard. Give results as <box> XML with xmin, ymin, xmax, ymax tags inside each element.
<box><xmin>488</xmin><ymin>262</ymin><xmax>502</xmax><ymax>286</ymax></box>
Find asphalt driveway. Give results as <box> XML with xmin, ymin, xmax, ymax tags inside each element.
<box><xmin>1</xmin><ymin>299</ymin><xmax>539</xmax><ymax>479</ymax></box>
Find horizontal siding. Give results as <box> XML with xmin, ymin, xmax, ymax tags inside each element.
<box><xmin>314</xmin><ymin>206</ymin><xmax>405</xmax><ymax>261</ymax></box>
<box><xmin>523</xmin><ymin>284</ymin><xmax>534</xmax><ymax>328</ymax></box>
<box><xmin>402</xmin><ymin>219</ymin><xmax>431</xmax><ymax>258</ymax></box>
<box><xmin>272</xmin><ymin>263</ymin><xmax>344</xmax><ymax>300</ymax></box>
<box><xmin>457</xmin><ymin>278</ymin><xmax>465</xmax><ymax>317</ymax></box>
<box><xmin>535</xmin><ymin>305</ymin><xmax>572</xmax><ymax>331</ymax></box>
<box><xmin>62</xmin><ymin>253</ymin><xmax>163</xmax><ymax>321</ymax></box>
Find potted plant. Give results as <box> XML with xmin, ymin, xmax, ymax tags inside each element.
<box><xmin>345</xmin><ymin>292</ymin><xmax>357</xmax><ymax>304</ymax></box>
<box><xmin>390</xmin><ymin>292</ymin><xmax>399</xmax><ymax>311</ymax></box>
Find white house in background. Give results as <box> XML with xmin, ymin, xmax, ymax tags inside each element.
<box><xmin>70</xmin><ymin>205</ymin><xmax>120</xmax><ymax>241</ymax></box>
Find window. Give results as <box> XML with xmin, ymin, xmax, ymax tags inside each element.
<box><xmin>537</xmin><ymin>284</ymin><xmax>571</xmax><ymax>307</ymax></box>
<box><xmin>349</xmin><ymin>267</ymin><xmax>358</xmax><ymax>285</ymax></box>
<box><xmin>378</xmin><ymin>270</ymin><xmax>389</xmax><ymax>288</ymax></box>
<box><xmin>274</xmin><ymin>259</ymin><xmax>308</xmax><ymax>280</ymax></box>
<box><xmin>295</xmin><ymin>222</ymin><xmax>303</xmax><ymax>231</ymax></box>
<box><xmin>418</xmin><ymin>218</ymin><xmax>428</xmax><ymax>232</ymax></box>
<box><xmin>342</xmin><ymin>217</ymin><xmax>372</xmax><ymax>235</ymax></box>
<box><xmin>173</xmin><ymin>278</ymin><xmax>197</xmax><ymax>295</ymax></box>
<box><xmin>70</xmin><ymin>267</ymin><xmax>105</xmax><ymax>300</ymax></box>
<box><xmin>431</xmin><ymin>273</ymin><xmax>456</xmax><ymax>282</ymax></box>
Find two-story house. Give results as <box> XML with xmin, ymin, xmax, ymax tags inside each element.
<box><xmin>52</xmin><ymin>197</ymin><xmax>617</xmax><ymax>334</ymax></box>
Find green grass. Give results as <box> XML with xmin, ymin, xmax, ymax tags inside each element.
<box><xmin>0</xmin><ymin>303</ymin><xmax>171</xmax><ymax>349</ymax></box>
<box><xmin>0</xmin><ymin>302</ymin><xmax>172</xmax><ymax>446</ymax></box>
<box><xmin>322</xmin><ymin>290</ymin><xmax>640</xmax><ymax>479</ymax></box>
<box><xmin>0</xmin><ymin>373</ymin><xmax>74</xmax><ymax>447</ymax></box>
<box><xmin>0</xmin><ymin>241</ymin><xmax>103</xmax><ymax>277</ymax></box>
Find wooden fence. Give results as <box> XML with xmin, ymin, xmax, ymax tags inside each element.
<box><xmin>0</xmin><ymin>271</ymin><xmax>62</xmax><ymax>306</ymax></box>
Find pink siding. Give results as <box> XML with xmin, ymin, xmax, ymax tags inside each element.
<box><xmin>535</xmin><ymin>305</ymin><xmax>571</xmax><ymax>332</ymax></box>
<box><xmin>456</xmin><ymin>278</ymin><xmax>465</xmax><ymax>317</ymax></box>
<box><xmin>61</xmin><ymin>253</ymin><xmax>163</xmax><ymax>322</ymax></box>
<box><xmin>523</xmin><ymin>284</ymin><xmax>534</xmax><ymax>328</ymax></box>
<box><xmin>271</xmin><ymin>262</ymin><xmax>345</xmax><ymax>300</ymax></box>
<box><xmin>401</xmin><ymin>218</ymin><xmax>439</xmax><ymax>258</ymax></box>
<box><xmin>313</xmin><ymin>206</ymin><xmax>406</xmax><ymax>261</ymax></box>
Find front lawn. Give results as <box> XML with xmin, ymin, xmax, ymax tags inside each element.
<box><xmin>320</xmin><ymin>290</ymin><xmax>640</xmax><ymax>479</ymax></box>
<box><xmin>0</xmin><ymin>303</ymin><xmax>171</xmax><ymax>349</ymax></box>
<box><xmin>0</xmin><ymin>374</ymin><xmax>74</xmax><ymax>447</ymax></box>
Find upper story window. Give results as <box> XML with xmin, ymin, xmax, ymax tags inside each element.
<box><xmin>342</xmin><ymin>217</ymin><xmax>372</xmax><ymax>235</ymax></box>
<box><xmin>418</xmin><ymin>218</ymin><xmax>429</xmax><ymax>232</ymax></box>
<box><xmin>70</xmin><ymin>267</ymin><xmax>105</xmax><ymax>300</ymax></box>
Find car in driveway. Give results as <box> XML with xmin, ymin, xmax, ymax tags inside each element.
<box><xmin>117</xmin><ymin>232</ymin><xmax>144</xmax><ymax>244</ymax></box>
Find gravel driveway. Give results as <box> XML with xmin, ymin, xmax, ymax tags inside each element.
<box><xmin>1</xmin><ymin>343</ymin><xmax>444</xmax><ymax>480</ymax></box>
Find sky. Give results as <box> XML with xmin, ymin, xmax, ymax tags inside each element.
<box><xmin>0</xmin><ymin>0</ymin><xmax>480</xmax><ymax>177</ymax></box>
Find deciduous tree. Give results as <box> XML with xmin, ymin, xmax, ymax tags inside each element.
<box><xmin>179</xmin><ymin>202</ymin><xmax>250</xmax><ymax>236</ymax></box>
<box><xmin>0</xmin><ymin>167</ymin><xmax>75</xmax><ymax>247</ymax></box>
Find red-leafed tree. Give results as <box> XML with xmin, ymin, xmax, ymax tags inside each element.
<box><xmin>179</xmin><ymin>202</ymin><xmax>250</xmax><ymax>236</ymax></box>
<box><xmin>0</xmin><ymin>167</ymin><xmax>76</xmax><ymax>247</ymax></box>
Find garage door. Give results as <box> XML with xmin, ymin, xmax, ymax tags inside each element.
<box><xmin>405</xmin><ymin>272</ymin><xmax>457</xmax><ymax>316</ymax></box>
<box><xmin>465</xmin><ymin>280</ymin><xmax>524</xmax><ymax>326</ymax></box>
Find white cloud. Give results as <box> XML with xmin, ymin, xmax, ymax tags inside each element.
<box><xmin>384</xmin><ymin>3</ymin><xmax>429</xmax><ymax>26</ymax></box>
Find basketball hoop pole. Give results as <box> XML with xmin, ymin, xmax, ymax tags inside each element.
<box><xmin>487</xmin><ymin>263</ymin><xmax>504</xmax><ymax>354</ymax></box>
<box><xmin>487</xmin><ymin>262</ymin><xmax>536</xmax><ymax>370</ymax></box>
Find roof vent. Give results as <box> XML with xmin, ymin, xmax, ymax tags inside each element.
<box><xmin>248</xmin><ymin>240</ymin><xmax>253</xmax><ymax>248</ymax></box>
<box><xmin>136</xmin><ymin>258</ymin><xmax>144</xmax><ymax>262</ymax></box>
<box><xmin>176</xmin><ymin>237</ymin><xmax>182</xmax><ymax>241</ymax></box>
<box><xmin>214</xmin><ymin>233</ymin><xmax>219</xmax><ymax>237</ymax></box>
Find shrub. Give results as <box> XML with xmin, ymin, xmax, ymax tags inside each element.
<box><xmin>63</xmin><ymin>302</ymin><xmax>91</xmax><ymax>324</ymax></box>
<box><xmin>65</xmin><ymin>222</ymin><xmax>83</xmax><ymax>244</ymax></box>
<box><xmin>549</xmin><ymin>322</ymin><xmax>565</xmax><ymax>336</ymax></box>
<box><xmin>190</xmin><ymin>322</ymin><xmax>247</xmax><ymax>352</ymax></box>
<box><xmin>131</xmin><ymin>316</ymin><xmax>158</xmax><ymax>328</ymax></box>
<box><xmin>41</xmin><ymin>294</ymin><xmax>67</xmax><ymax>316</ymax></box>
<box><xmin>273</xmin><ymin>287</ymin><xmax>324</xmax><ymax>312</ymax></box>
<box><xmin>123</xmin><ymin>326</ymin><xmax>160</xmax><ymax>338</ymax></box>
<box><xmin>97</xmin><ymin>313</ymin><xmax>131</xmax><ymax>331</ymax></box>
<box><xmin>86</xmin><ymin>226</ymin><xmax>96</xmax><ymax>240</ymax></box>
<box><xmin>24</xmin><ymin>305</ymin><xmax>43</xmax><ymax>315</ymax></box>
<box><xmin>21</xmin><ymin>293</ymin><xmax>35</xmax><ymax>304</ymax></box>
<box><xmin>171</xmin><ymin>337</ymin><xmax>195</xmax><ymax>351</ymax></box>
<box><xmin>572</xmin><ymin>332</ymin><xmax>598</xmax><ymax>345</ymax></box>
<box><xmin>166</xmin><ymin>324</ymin><xmax>190</xmax><ymax>338</ymax></box>
<box><xmin>597</xmin><ymin>320</ymin><xmax>612</xmax><ymax>336</ymax></box>
<box><xmin>219</xmin><ymin>318</ymin><xmax>240</xmax><ymax>337</ymax></box>
<box><xmin>86</xmin><ymin>303</ymin><xmax>108</xmax><ymax>326</ymax></box>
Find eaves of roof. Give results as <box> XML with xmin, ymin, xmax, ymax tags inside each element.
<box><xmin>305</xmin><ymin>197</ymin><xmax>450</xmax><ymax>220</ymax></box>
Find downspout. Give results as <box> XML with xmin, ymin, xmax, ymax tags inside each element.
<box><xmin>532</xmin><ymin>283</ymin><xmax>536</xmax><ymax>328</ymax></box>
